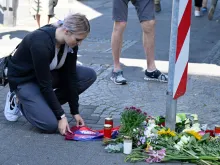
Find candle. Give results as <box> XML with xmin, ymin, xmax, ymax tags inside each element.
<box><xmin>215</xmin><ymin>125</ymin><xmax>220</xmax><ymax>137</ymax></box>
<box><xmin>104</xmin><ymin>124</ymin><xmax>112</xmax><ymax>139</ymax></box>
<box><xmin>105</xmin><ymin>117</ymin><xmax>113</xmax><ymax>128</ymax></box>
<box><xmin>123</xmin><ymin>136</ymin><xmax>132</xmax><ymax>154</ymax></box>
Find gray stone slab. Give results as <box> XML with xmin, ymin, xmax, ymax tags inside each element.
<box><xmin>0</xmin><ymin>153</ymin><xmax>11</xmax><ymax>165</ymax></box>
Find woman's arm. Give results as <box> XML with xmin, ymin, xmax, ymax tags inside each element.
<box><xmin>30</xmin><ymin>35</ymin><xmax>64</xmax><ymax>119</ymax></box>
<box><xmin>60</xmin><ymin>46</ymin><xmax>79</xmax><ymax>115</ymax></box>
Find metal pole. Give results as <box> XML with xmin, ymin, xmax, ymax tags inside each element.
<box><xmin>165</xmin><ymin>0</ymin><xmax>179</xmax><ymax>131</ymax></box>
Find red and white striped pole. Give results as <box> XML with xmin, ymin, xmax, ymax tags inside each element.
<box><xmin>165</xmin><ymin>0</ymin><xmax>192</xmax><ymax>130</ymax></box>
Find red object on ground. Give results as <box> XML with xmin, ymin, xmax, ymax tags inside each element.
<box><xmin>205</xmin><ymin>130</ymin><xmax>215</xmax><ymax>137</ymax></box>
<box><xmin>65</xmin><ymin>126</ymin><xmax>120</xmax><ymax>141</ymax></box>
<box><xmin>105</xmin><ymin>118</ymin><xmax>113</xmax><ymax>128</ymax></box>
<box><xmin>104</xmin><ymin>124</ymin><xmax>112</xmax><ymax>139</ymax></box>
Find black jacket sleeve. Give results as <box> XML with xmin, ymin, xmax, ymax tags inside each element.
<box><xmin>30</xmin><ymin>35</ymin><xmax>64</xmax><ymax>119</ymax></box>
<box><xmin>60</xmin><ymin>46</ymin><xmax>79</xmax><ymax>115</ymax></box>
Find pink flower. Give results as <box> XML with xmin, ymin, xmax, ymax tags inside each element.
<box><xmin>144</xmin><ymin>112</ymin><xmax>147</xmax><ymax>116</ymax></box>
<box><xmin>136</xmin><ymin>109</ymin><xmax>142</xmax><ymax>113</ymax></box>
<box><xmin>146</xmin><ymin>149</ymin><xmax>166</xmax><ymax>163</ymax></box>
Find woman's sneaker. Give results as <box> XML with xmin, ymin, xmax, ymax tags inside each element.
<box><xmin>144</xmin><ymin>69</ymin><xmax>168</xmax><ymax>82</ymax></box>
<box><xmin>4</xmin><ymin>91</ymin><xmax>22</xmax><ymax>121</ymax></box>
<box><xmin>195</xmin><ymin>10</ymin><xmax>201</xmax><ymax>17</ymax></box>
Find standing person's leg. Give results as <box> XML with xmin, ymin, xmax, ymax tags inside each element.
<box><xmin>15</xmin><ymin>82</ymin><xmax>58</xmax><ymax>133</ymax></box>
<box><xmin>36</xmin><ymin>14</ymin><xmax>41</xmax><ymax>27</ymax></box>
<box><xmin>202</xmin><ymin>0</ymin><xmax>208</xmax><ymax>12</ymax></box>
<box><xmin>110</xmin><ymin>0</ymin><xmax>129</xmax><ymax>85</ymax></box>
<box><xmin>136</xmin><ymin>0</ymin><xmax>168</xmax><ymax>82</ymax></box>
<box><xmin>48</xmin><ymin>0</ymin><xmax>57</xmax><ymax>24</ymax></box>
<box><xmin>208</xmin><ymin>0</ymin><xmax>218</xmax><ymax>20</ymax></box>
<box><xmin>194</xmin><ymin>0</ymin><xmax>203</xmax><ymax>16</ymax></box>
<box><xmin>30</xmin><ymin>0</ymin><xmax>41</xmax><ymax>27</ymax></box>
<box><xmin>154</xmin><ymin>0</ymin><xmax>161</xmax><ymax>13</ymax></box>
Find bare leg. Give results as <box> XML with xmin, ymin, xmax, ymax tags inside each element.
<box><xmin>47</xmin><ymin>16</ymin><xmax>51</xmax><ymax>24</ymax></box>
<box><xmin>202</xmin><ymin>0</ymin><xmax>208</xmax><ymax>8</ymax></box>
<box><xmin>111</xmin><ymin>21</ymin><xmax>127</xmax><ymax>72</ymax></box>
<box><xmin>36</xmin><ymin>14</ymin><xmax>41</xmax><ymax>28</ymax></box>
<box><xmin>195</xmin><ymin>6</ymin><xmax>200</xmax><ymax>11</ymax></box>
<box><xmin>141</xmin><ymin>20</ymin><xmax>156</xmax><ymax>71</ymax></box>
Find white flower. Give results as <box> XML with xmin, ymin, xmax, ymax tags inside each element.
<box><xmin>177</xmin><ymin>141</ymin><xmax>184</xmax><ymax>147</ymax></box>
<box><xmin>191</xmin><ymin>114</ymin><xmax>198</xmax><ymax>121</ymax></box>
<box><xmin>148</xmin><ymin>119</ymin><xmax>156</xmax><ymax>124</ymax></box>
<box><xmin>174</xmin><ymin>144</ymin><xmax>181</xmax><ymax>150</ymax></box>
<box><xmin>133</xmin><ymin>128</ymin><xmax>136</xmax><ymax>132</ymax></box>
<box><xmin>148</xmin><ymin>123</ymin><xmax>156</xmax><ymax>130</ymax></box>
<box><xmin>174</xmin><ymin>135</ymin><xmax>190</xmax><ymax>151</ymax></box>
<box><xmin>176</xmin><ymin>116</ymin><xmax>182</xmax><ymax>123</ymax></box>
<box><xmin>183</xmin><ymin>124</ymin><xmax>201</xmax><ymax>133</ymax></box>
<box><xmin>142</xmin><ymin>121</ymin><xmax>147</xmax><ymax>125</ymax></box>
<box><xmin>191</xmin><ymin>123</ymin><xmax>201</xmax><ymax>132</ymax></box>
<box><xmin>180</xmin><ymin>135</ymin><xmax>190</xmax><ymax>144</ymax></box>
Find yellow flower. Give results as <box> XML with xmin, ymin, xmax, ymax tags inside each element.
<box><xmin>157</xmin><ymin>128</ymin><xmax>176</xmax><ymax>137</ymax></box>
<box><xmin>145</xmin><ymin>142</ymin><xmax>152</xmax><ymax>152</ymax></box>
<box><xmin>185</xmin><ymin>130</ymin><xmax>202</xmax><ymax>140</ymax></box>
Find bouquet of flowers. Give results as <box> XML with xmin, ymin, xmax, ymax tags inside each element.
<box><xmin>103</xmin><ymin>107</ymin><xmax>220</xmax><ymax>165</ymax></box>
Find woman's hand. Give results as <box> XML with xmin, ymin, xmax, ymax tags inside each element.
<box><xmin>58</xmin><ymin>117</ymin><xmax>72</xmax><ymax>135</ymax></box>
<box><xmin>73</xmin><ymin>114</ymin><xmax>85</xmax><ymax>127</ymax></box>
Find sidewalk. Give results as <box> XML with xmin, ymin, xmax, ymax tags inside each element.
<box><xmin>0</xmin><ymin>0</ymin><xmax>220</xmax><ymax>165</ymax></box>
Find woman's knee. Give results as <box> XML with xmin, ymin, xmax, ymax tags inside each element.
<box><xmin>88</xmin><ymin>68</ymin><xmax>97</xmax><ymax>84</ymax></box>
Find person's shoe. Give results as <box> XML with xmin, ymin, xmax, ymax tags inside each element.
<box><xmin>194</xmin><ymin>10</ymin><xmax>201</xmax><ymax>17</ymax></box>
<box><xmin>202</xmin><ymin>7</ymin><xmax>208</xmax><ymax>13</ymax></box>
<box><xmin>155</xmin><ymin>3</ymin><xmax>161</xmax><ymax>13</ymax></box>
<box><xmin>110</xmin><ymin>70</ymin><xmax>127</xmax><ymax>85</ymax></box>
<box><xmin>144</xmin><ymin>69</ymin><xmax>168</xmax><ymax>82</ymax></box>
<box><xmin>208</xmin><ymin>5</ymin><xmax>215</xmax><ymax>20</ymax></box>
<box><xmin>4</xmin><ymin>91</ymin><xmax>22</xmax><ymax>122</ymax></box>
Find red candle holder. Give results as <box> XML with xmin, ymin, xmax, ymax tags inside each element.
<box><xmin>105</xmin><ymin>117</ymin><xmax>113</xmax><ymax>128</ymax></box>
<box><xmin>205</xmin><ymin>130</ymin><xmax>215</xmax><ymax>137</ymax></box>
<box><xmin>215</xmin><ymin>125</ymin><xmax>220</xmax><ymax>137</ymax></box>
<box><xmin>104</xmin><ymin>124</ymin><xmax>112</xmax><ymax>139</ymax></box>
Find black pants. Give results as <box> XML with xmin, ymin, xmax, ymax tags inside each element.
<box><xmin>195</xmin><ymin>0</ymin><xmax>203</xmax><ymax>7</ymax></box>
<box><xmin>15</xmin><ymin>65</ymin><xmax>97</xmax><ymax>133</ymax></box>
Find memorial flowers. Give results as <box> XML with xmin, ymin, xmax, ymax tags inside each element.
<box><xmin>103</xmin><ymin>107</ymin><xmax>220</xmax><ymax>165</ymax></box>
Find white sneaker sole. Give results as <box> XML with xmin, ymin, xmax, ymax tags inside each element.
<box><xmin>110</xmin><ymin>77</ymin><xmax>127</xmax><ymax>85</ymax></box>
<box><xmin>144</xmin><ymin>76</ymin><xmax>168</xmax><ymax>83</ymax></box>
<box><xmin>4</xmin><ymin>92</ymin><xmax>20</xmax><ymax>122</ymax></box>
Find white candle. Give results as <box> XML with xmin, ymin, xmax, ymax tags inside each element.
<box><xmin>123</xmin><ymin>138</ymin><xmax>132</xmax><ymax>154</ymax></box>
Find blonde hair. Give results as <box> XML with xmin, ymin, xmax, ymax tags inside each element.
<box><xmin>54</xmin><ymin>13</ymin><xmax>90</xmax><ymax>35</ymax></box>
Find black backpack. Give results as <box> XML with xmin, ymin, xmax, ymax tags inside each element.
<box><xmin>0</xmin><ymin>45</ymin><xmax>19</xmax><ymax>86</ymax></box>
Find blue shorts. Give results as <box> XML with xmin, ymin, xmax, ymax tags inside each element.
<box><xmin>112</xmin><ymin>0</ymin><xmax>155</xmax><ymax>22</ymax></box>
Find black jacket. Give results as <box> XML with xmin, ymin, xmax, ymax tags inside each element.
<box><xmin>7</xmin><ymin>25</ymin><xmax>79</xmax><ymax>119</ymax></box>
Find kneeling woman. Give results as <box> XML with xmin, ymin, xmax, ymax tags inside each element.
<box><xmin>4</xmin><ymin>14</ymin><xmax>96</xmax><ymax>135</ymax></box>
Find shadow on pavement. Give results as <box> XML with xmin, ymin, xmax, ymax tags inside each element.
<box><xmin>0</xmin><ymin>30</ymin><xmax>30</xmax><ymax>39</ymax></box>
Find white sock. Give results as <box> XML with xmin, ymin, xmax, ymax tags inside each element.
<box><xmin>147</xmin><ymin>69</ymin><xmax>157</xmax><ymax>73</ymax></box>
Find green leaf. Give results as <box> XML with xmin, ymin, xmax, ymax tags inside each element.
<box><xmin>200</xmin><ymin>133</ymin><xmax>210</xmax><ymax>142</ymax></box>
<box><xmin>177</xmin><ymin>113</ymin><xmax>187</xmax><ymax>121</ymax></box>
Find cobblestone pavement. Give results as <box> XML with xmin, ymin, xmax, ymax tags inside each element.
<box><xmin>0</xmin><ymin>63</ymin><xmax>219</xmax><ymax>165</ymax></box>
